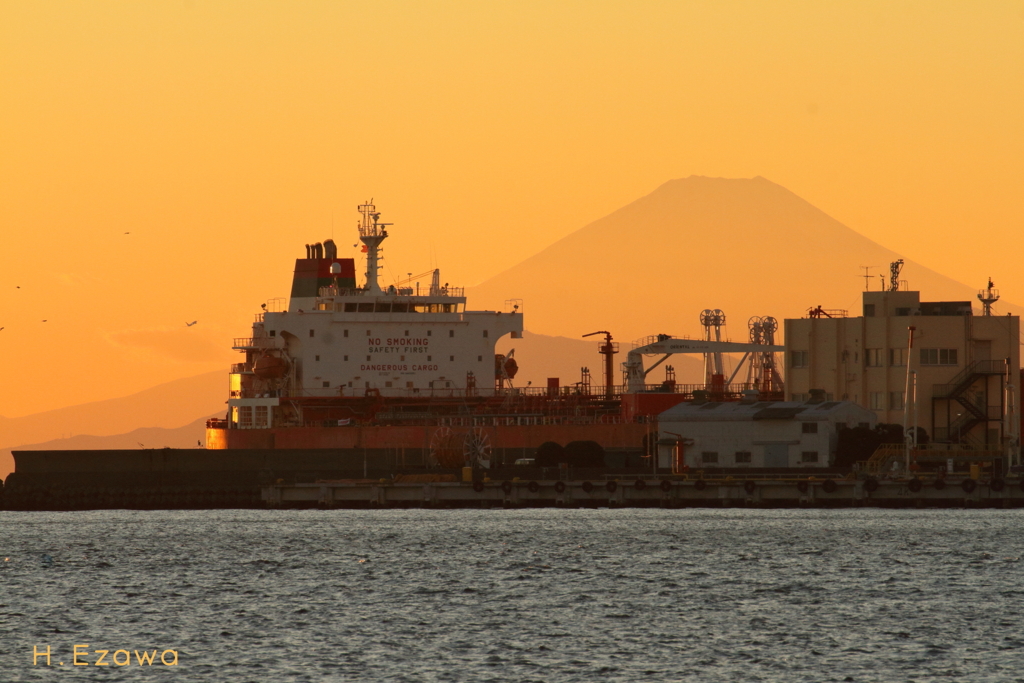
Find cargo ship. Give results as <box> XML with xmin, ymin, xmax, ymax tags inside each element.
<box><xmin>204</xmin><ymin>201</ymin><xmax>794</xmax><ymax>468</ymax></box>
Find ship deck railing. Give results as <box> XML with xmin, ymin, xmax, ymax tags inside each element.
<box><xmin>232</xmin><ymin>383</ymin><xmax>783</xmax><ymax>401</ymax></box>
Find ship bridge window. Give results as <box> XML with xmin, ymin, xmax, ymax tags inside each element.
<box><xmin>392</xmin><ymin>303</ymin><xmax>409</xmax><ymax>313</ymax></box>
<box><xmin>344</xmin><ymin>303</ymin><xmax>357</xmax><ymax>312</ymax></box>
<box><xmin>375</xmin><ymin>303</ymin><xmax>392</xmax><ymax>313</ymax></box>
<box><xmin>358</xmin><ymin>303</ymin><xmax>374</xmax><ymax>313</ymax></box>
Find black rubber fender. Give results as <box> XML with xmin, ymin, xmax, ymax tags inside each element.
<box><xmin>961</xmin><ymin>478</ymin><xmax>977</xmax><ymax>494</ymax></box>
<box><xmin>907</xmin><ymin>478</ymin><xmax>923</xmax><ymax>493</ymax></box>
<box><xmin>605</xmin><ymin>480</ymin><xmax>618</xmax><ymax>493</ymax></box>
<box><xmin>694</xmin><ymin>479</ymin><xmax>707</xmax><ymax>491</ymax></box>
<box><xmin>554</xmin><ymin>481</ymin><xmax>566</xmax><ymax>494</ymax></box>
<box><xmin>933</xmin><ymin>478</ymin><xmax>946</xmax><ymax>491</ymax></box>
<box><xmin>990</xmin><ymin>478</ymin><xmax>1006</xmax><ymax>493</ymax></box>
<box><xmin>501</xmin><ymin>481</ymin><xmax>513</xmax><ymax>495</ymax></box>
<box><xmin>822</xmin><ymin>479</ymin><xmax>838</xmax><ymax>494</ymax></box>
<box><xmin>659</xmin><ymin>480</ymin><xmax>672</xmax><ymax>493</ymax></box>
<box><xmin>743</xmin><ymin>480</ymin><xmax>756</xmax><ymax>495</ymax></box>
<box><xmin>634</xmin><ymin>479</ymin><xmax>647</xmax><ymax>491</ymax></box>
<box><xmin>863</xmin><ymin>477</ymin><xmax>879</xmax><ymax>493</ymax></box>
<box><xmin>472</xmin><ymin>481</ymin><xmax>485</xmax><ymax>493</ymax></box>
<box><xmin>581</xmin><ymin>481</ymin><xmax>594</xmax><ymax>493</ymax></box>
<box><xmin>527</xmin><ymin>481</ymin><xmax>540</xmax><ymax>493</ymax></box>
<box><xmin>797</xmin><ymin>480</ymin><xmax>809</xmax><ymax>494</ymax></box>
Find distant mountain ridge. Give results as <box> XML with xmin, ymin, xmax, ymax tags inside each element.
<box><xmin>470</xmin><ymin>176</ymin><xmax>1018</xmax><ymax>344</ymax></box>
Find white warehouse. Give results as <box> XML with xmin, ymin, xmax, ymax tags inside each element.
<box><xmin>656</xmin><ymin>398</ymin><xmax>878</xmax><ymax>470</ymax></box>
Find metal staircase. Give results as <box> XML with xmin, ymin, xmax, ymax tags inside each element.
<box><xmin>932</xmin><ymin>360</ymin><xmax>1006</xmax><ymax>445</ymax></box>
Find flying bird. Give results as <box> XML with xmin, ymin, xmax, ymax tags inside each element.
<box><xmin>42</xmin><ymin>320</ymin><xmax>47</xmax><ymax>323</ymax></box>
<box><xmin>186</xmin><ymin>321</ymin><xmax>198</xmax><ymax>327</ymax></box>
<box><xmin>124</xmin><ymin>232</ymin><xmax>130</xmax><ymax>235</ymax></box>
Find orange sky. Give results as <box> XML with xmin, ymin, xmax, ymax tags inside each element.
<box><xmin>2</xmin><ymin>1</ymin><xmax>1024</xmax><ymax>417</ymax></box>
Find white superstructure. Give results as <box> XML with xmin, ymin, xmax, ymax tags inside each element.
<box><xmin>230</xmin><ymin>203</ymin><xmax>523</xmax><ymax>421</ymax></box>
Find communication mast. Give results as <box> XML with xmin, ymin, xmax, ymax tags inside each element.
<box><xmin>889</xmin><ymin>259</ymin><xmax>904</xmax><ymax>292</ymax></box>
<box><xmin>700</xmin><ymin>309</ymin><xmax>726</xmax><ymax>393</ymax></box>
<box><xmin>978</xmin><ymin>278</ymin><xmax>1000</xmax><ymax>316</ymax></box>
<box><xmin>358</xmin><ymin>200</ymin><xmax>391</xmax><ymax>295</ymax></box>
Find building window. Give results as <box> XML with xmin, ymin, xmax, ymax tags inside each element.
<box><xmin>895</xmin><ymin>307</ymin><xmax>911</xmax><ymax>316</ymax></box>
<box><xmin>869</xmin><ymin>392</ymin><xmax>885</xmax><ymax>410</ymax></box>
<box><xmin>791</xmin><ymin>350</ymin><xmax>809</xmax><ymax>368</ymax></box>
<box><xmin>889</xmin><ymin>391</ymin><xmax>905</xmax><ymax>410</ymax></box>
<box><xmin>801</xmin><ymin>451</ymin><xmax>819</xmax><ymax>463</ymax></box>
<box><xmin>734</xmin><ymin>451</ymin><xmax>752</xmax><ymax>464</ymax></box>
<box><xmin>865</xmin><ymin>349</ymin><xmax>883</xmax><ymax>367</ymax></box>
<box><xmin>890</xmin><ymin>348</ymin><xmax>906</xmax><ymax>366</ymax></box>
<box><xmin>920</xmin><ymin>348</ymin><xmax>958</xmax><ymax>366</ymax></box>
<box><xmin>701</xmin><ymin>452</ymin><xmax>719</xmax><ymax>464</ymax></box>
<box><xmin>802</xmin><ymin>422</ymin><xmax>818</xmax><ymax>434</ymax></box>
<box><xmin>309</xmin><ymin>329</ymin><xmax>315</xmax><ymax>338</ymax></box>
<box><xmin>322</xmin><ymin>381</ymin><xmax>330</xmax><ymax>388</ymax></box>
<box><xmin>238</xmin><ymin>406</ymin><xmax>253</xmax><ymax>428</ymax></box>
<box><xmin>864</xmin><ymin>303</ymin><xmax>875</xmax><ymax>317</ymax></box>
<box><xmin>255</xmin><ymin>405</ymin><xmax>268</xmax><ymax>426</ymax></box>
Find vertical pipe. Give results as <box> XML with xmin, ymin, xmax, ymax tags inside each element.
<box><xmin>903</xmin><ymin>326</ymin><xmax>917</xmax><ymax>472</ymax></box>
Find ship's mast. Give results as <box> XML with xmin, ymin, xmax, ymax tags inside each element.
<box><xmin>358</xmin><ymin>201</ymin><xmax>391</xmax><ymax>295</ymax></box>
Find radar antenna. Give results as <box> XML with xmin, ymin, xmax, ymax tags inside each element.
<box><xmin>978</xmin><ymin>278</ymin><xmax>1000</xmax><ymax>316</ymax></box>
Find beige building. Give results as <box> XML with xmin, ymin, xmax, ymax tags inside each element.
<box><xmin>785</xmin><ymin>289</ymin><xmax>1019</xmax><ymax>448</ymax></box>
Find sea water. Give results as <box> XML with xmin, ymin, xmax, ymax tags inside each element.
<box><xmin>2</xmin><ymin>508</ymin><xmax>1023</xmax><ymax>682</ymax></box>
